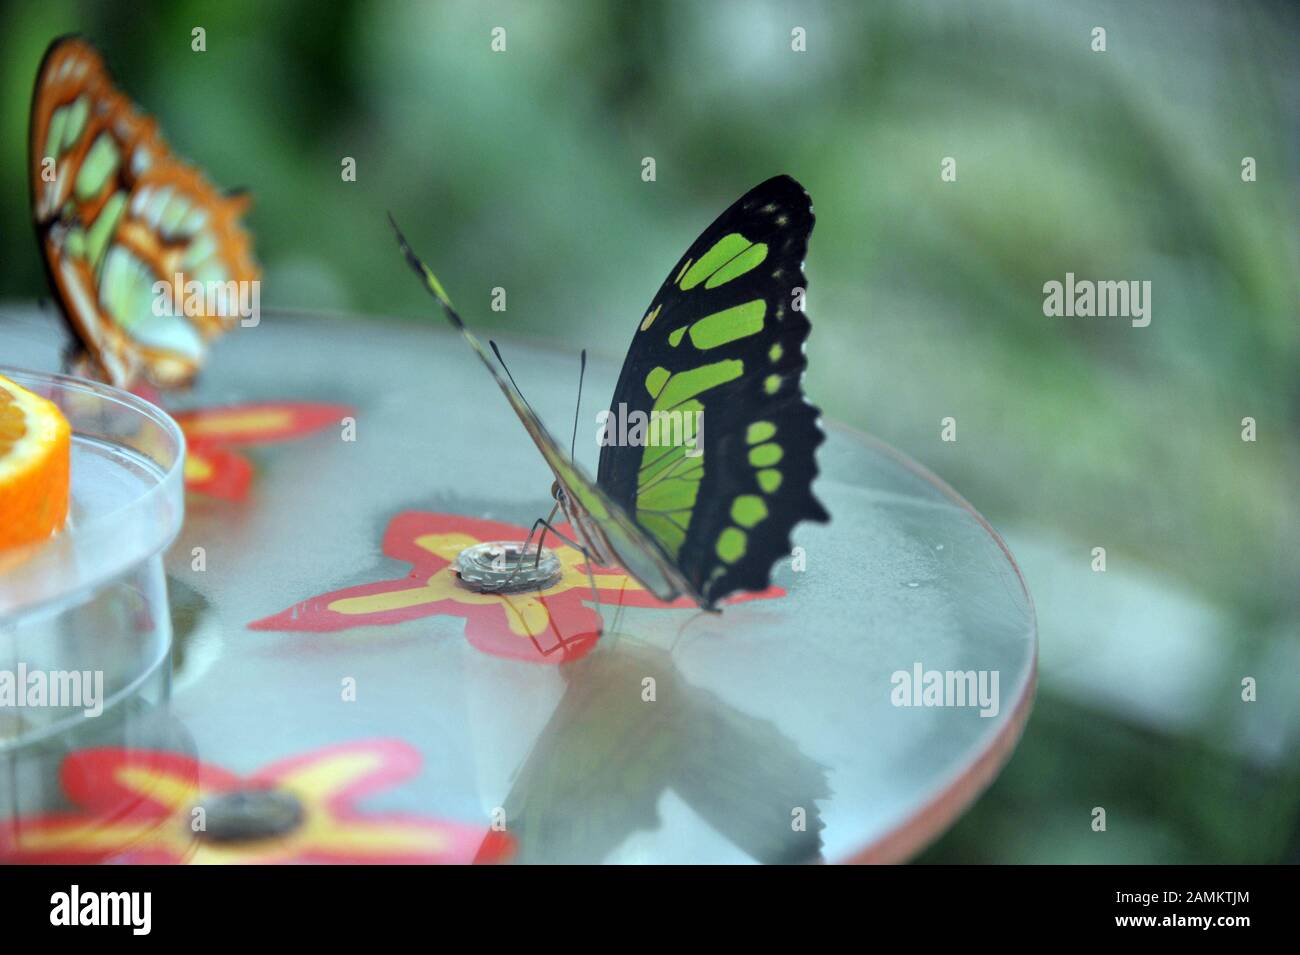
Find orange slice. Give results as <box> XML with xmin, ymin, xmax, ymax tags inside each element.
<box><xmin>0</xmin><ymin>374</ymin><xmax>71</xmax><ymax>551</ymax></box>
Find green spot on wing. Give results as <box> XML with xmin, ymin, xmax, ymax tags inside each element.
<box><xmin>160</xmin><ymin>195</ymin><xmax>189</xmax><ymax>235</ymax></box>
<box><xmin>62</xmin><ymin>96</ymin><xmax>90</xmax><ymax>152</ymax></box>
<box><xmin>716</xmin><ymin>527</ymin><xmax>747</xmax><ymax>563</ymax></box>
<box><xmin>757</xmin><ymin>469</ymin><xmax>782</xmax><ymax>493</ymax></box>
<box><xmin>64</xmin><ymin>227</ymin><xmax>86</xmax><ymax>259</ymax></box>
<box><xmin>679</xmin><ymin>233</ymin><xmax>752</xmax><ymax>290</ymax></box>
<box><xmin>637</xmin><ymin>472</ymin><xmax>699</xmax><ymax>511</ymax></box>
<box><xmin>100</xmin><ymin>246</ymin><xmax>132</xmax><ymax>322</ymax></box>
<box><xmin>645</xmin><ymin>366</ymin><xmax>671</xmax><ymax>399</ymax></box>
<box><xmin>44</xmin><ymin>106</ymin><xmax>69</xmax><ymax>163</ymax></box>
<box><xmin>143</xmin><ymin>187</ymin><xmax>172</xmax><ymax>224</ymax></box>
<box><xmin>704</xmin><ymin>242</ymin><xmax>767</xmax><ymax>289</ymax></box>
<box><xmin>731</xmin><ymin>495</ymin><xmax>768</xmax><ymax>528</ymax></box>
<box><xmin>85</xmin><ymin>192</ymin><xmax>127</xmax><ymax>274</ymax></box>
<box><xmin>746</xmin><ymin>421</ymin><xmax>776</xmax><ymax>445</ymax></box>
<box><xmin>181</xmin><ymin>232</ymin><xmax>217</xmax><ymax>270</ymax></box>
<box><xmin>634</xmin><ymin>395</ymin><xmax>705</xmax><ymax>558</ymax></box>
<box><xmin>633</xmin><ymin>356</ymin><xmax>743</xmax><ymax>559</ymax></box>
<box><xmin>636</xmin><ymin>512</ymin><xmax>686</xmax><ymax>556</ymax></box>
<box><xmin>74</xmin><ymin>133</ymin><xmax>120</xmax><ymax>202</ymax></box>
<box><xmin>688</xmin><ymin>299</ymin><xmax>765</xmax><ymax>350</ymax></box>
<box><xmin>638</xmin><ymin>399</ymin><xmax>704</xmax><ymax>476</ymax></box>
<box><xmin>668</xmin><ymin>326</ymin><xmax>686</xmax><ymax>347</ymax></box>
<box><xmin>655</xmin><ymin>359</ymin><xmax>743</xmax><ymax>409</ymax></box>
<box><xmin>748</xmin><ymin>443</ymin><xmax>783</xmax><ymax>467</ymax></box>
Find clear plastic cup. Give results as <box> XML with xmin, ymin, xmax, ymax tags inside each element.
<box><xmin>0</xmin><ymin>367</ymin><xmax>184</xmax><ymax>818</ymax></box>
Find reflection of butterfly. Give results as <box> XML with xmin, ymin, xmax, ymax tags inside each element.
<box><xmin>392</xmin><ymin>175</ymin><xmax>829</xmax><ymax>609</ymax></box>
<box><xmin>502</xmin><ymin>640</ymin><xmax>830</xmax><ymax>862</ymax></box>
<box><xmin>29</xmin><ymin>36</ymin><xmax>258</xmax><ymax>389</ymax></box>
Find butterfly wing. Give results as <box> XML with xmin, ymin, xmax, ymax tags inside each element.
<box><xmin>29</xmin><ymin>35</ymin><xmax>258</xmax><ymax>389</ymax></box>
<box><xmin>389</xmin><ymin>218</ymin><xmax>698</xmax><ymax>604</ymax></box>
<box><xmin>596</xmin><ymin>175</ymin><xmax>829</xmax><ymax>607</ymax></box>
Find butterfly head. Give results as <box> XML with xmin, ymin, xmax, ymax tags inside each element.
<box><xmin>550</xmin><ymin>480</ymin><xmax>565</xmax><ymax>504</ymax></box>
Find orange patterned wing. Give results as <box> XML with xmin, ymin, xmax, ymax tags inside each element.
<box><xmin>29</xmin><ymin>35</ymin><xmax>259</xmax><ymax>389</ymax></box>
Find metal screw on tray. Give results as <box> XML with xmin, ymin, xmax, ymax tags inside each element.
<box><xmin>198</xmin><ymin>789</ymin><xmax>305</xmax><ymax>843</ymax></box>
<box><xmin>455</xmin><ymin>540</ymin><xmax>563</xmax><ymax>593</ymax></box>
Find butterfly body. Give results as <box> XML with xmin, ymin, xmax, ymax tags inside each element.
<box><xmin>553</xmin><ymin>486</ymin><xmax>617</xmax><ymax>567</ymax></box>
<box><xmin>29</xmin><ymin>36</ymin><xmax>258</xmax><ymax>389</ymax></box>
<box><xmin>392</xmin><ymin>175</ymin><xmax>828</xmax><ymax>611</ymax></box>
<box><xmin>552</xmin><ymin>478</ymin><xmax>701</xmax><ymax>606</ymax></box>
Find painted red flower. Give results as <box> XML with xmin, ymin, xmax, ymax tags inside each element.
<box><xmin>0</xmin><ymin>739</ymin><xmax>511</xmax><ymax>865</ymax></box>
<box><xmin>249</xmin><ymin>511</ymin><xmax>783</xmax><ymax>664</ymax></box>
<box><xmin>173</xmin><ymin>401</ymin><xmax>353</xmax><ymax>500</ymax></box>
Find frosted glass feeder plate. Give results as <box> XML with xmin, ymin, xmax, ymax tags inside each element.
<box><xmin>0</xmin><ymin>309</ymin><xmax>1036</xmax><ymax>863</ymax></box>
<box><xmin>0</xmin><ymin>367</ymin><xmax>183</xmax><ymax>765</ymax></box>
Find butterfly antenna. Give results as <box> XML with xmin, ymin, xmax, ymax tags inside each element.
<box><xmin>390</xmin><ymin>212</ymin><xmax>537</xmax><ymax>415</ymax></box>
<box><xmin>387</xmin><ymin>212</ymin><xmax>464</xmax><ymax>326</ymax></box>
<box><xmin>488</xmin><ymin>340</ymin><xmax>538</xmax><ymax>417</ymax></box>
<box><xmin>570</xmin><ymin>349</ymin><xmax>587</xmax><ymax>462</ymax></box>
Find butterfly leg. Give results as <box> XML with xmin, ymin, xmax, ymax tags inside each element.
<box><xmin>532</xmin><ymin>501</ymin><xmax>560</xmax><ymax>568</ymax></box>
<box><xmin>492</xmin><ymin>504</ymin><xmax>560</xmax><ymax>592</ymax></box>
<box><xmin>524</xmin><ymin>517</ymin><xmax>605</xmax><ymax>632</ymax></box>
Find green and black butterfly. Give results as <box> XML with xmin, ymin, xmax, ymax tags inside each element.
<box><xmin>391</xmin><ymin>174</ymin><xmax>828</xmax><ymax>610</ymax></box>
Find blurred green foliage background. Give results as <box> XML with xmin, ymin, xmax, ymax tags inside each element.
<box><xmin>0</xmin><ymin>0</ymin><xmax>1296</xmax><ymax>862</ymax></box>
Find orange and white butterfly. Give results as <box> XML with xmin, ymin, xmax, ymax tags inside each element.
<box><xmin>29</xmin><ymin>35</ymin><xmax>259</xmax><ymax>389</ymax></box>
